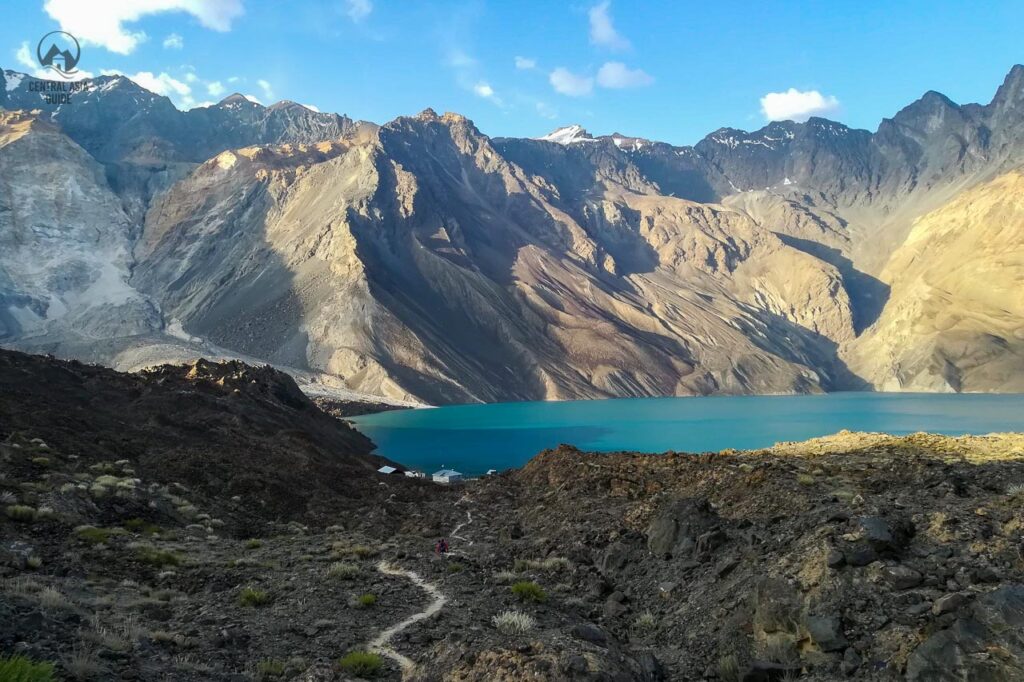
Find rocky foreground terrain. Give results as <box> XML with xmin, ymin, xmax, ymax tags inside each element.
<box><xmin>3</xmin><ymin>350</ymin><xmax>1024</xmax><ymax>680</ymax></box>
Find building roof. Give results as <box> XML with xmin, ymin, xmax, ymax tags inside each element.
<box><xmin>432</xmin><ymin>469</ymin><xmax>462</xmax><ymax>477</ymax></box>
<box><xmin>377</xmin><ymin>465</ymin><xmax>397</xmax><ymax>474</ymax></box>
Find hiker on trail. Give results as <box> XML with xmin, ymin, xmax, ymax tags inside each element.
<box><xmin>435</xmin><ymin>538</ymin><xmax>449</xmax><ymax>555</ymax></box>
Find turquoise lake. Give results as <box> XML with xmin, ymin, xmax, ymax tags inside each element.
<box><xmin>348</xmin><ymin>393</ymin><xmax>1024</xmax><ymax>476</ymax></box>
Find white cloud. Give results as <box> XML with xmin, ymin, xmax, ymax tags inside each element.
<box><xmin>596</xmin><ymin>61</ymin><xmax>652</xmax><ymax>89</ymax></box>
<box><xmin>15</xmin><ymin>42</ymin><xmax>35</xmax><ymax>70</ymax></box>
<box><xmin>760</xmin><ymin>88</ymin><xmax>840</xmax><ymax>122</ymax></box>
<box><xmin>189</xmin><ymin>100</ymin><xmax>215</xmax><ymax>109</ymax></box>
<box><xmin>301</xmin><ymin>103</ymin><xmax>320</xmax><ymax>112</ymax></box>
<box><xmin>444</xmin><ymin>48</ymin><xmax>476</xmax><ymax>69</ymax></box>
<box><xmin>43</xmin><ymin>0</ymin><xmax>244</xmax><ymax>55</ymax></box>
<box><xmin>243</xmin><ymin>94</ymin><xmax>261</xmax><ymax>104</ymax></box>
<box><xmin>514</xmin><ymin>56</ymin><xmax>536</xmax><ymax>70</ymax></box>
<box><xmin>535</xmin><ymin>101</ymin><xmax>557</xmax><ymax>120</ymax></box>
<box><xmin>550</xmin><ymin>67</ymin><xmax>593</xmax><ymax>97</ymax></box>
<box><xmin>207</xmin><ymin>80</ymin><xmax>225</xmax><ymax>96</ymax></box>
<box><xmin>103</xmin><ymin>69</ymin><xmax>193</xmax><ymax>108</ymax></box>
<box><xmin>162</xmin><ymin>32</ymin><xmax>183</xmax><ymax>49</ymax></box>
<box><xmin>183</xmin><ymin>71</ymin><xmax>199</xmax><ymax>83</ymax></box>
<box><xmin>227</xmin><ymin>75</ymin><xmax>240</xmax><ymax>83</ymax></box>
<box><xmin>473</xmin><ymin>81</ymin><xmax>494</xmax><ymax>98</ymax></box>
<box><xmin>589</xmin><ymin>1</ymin><xmax>629</xmax><ymax>51</ymax></box>
<box><xmin>257</xmin><ymin>78</ymin><xmax>273</xmax><ymax>101</ymax></box>
<box><xmin>345</xmin><ymin>0</ymin><xmax>372</xmax><ymax>22</ymax></box>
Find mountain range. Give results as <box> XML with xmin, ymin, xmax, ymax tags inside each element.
<box><xmin>2</xmin><ymin>65</ymin><xmax>1023</xmax><ymax>403</ymax></box>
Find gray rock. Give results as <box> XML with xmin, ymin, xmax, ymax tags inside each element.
<box><xmin>804</xmin><ymin>614</ymin><xmax>848</xmax><ymax>652</ymax></box>
<box><xmin>883</xmin><ymin>565</ymin><xmax>923</xmax><ymax>589</ymax></box>
<box><xmin>906</xmin><ymin>584</ymin><xmax>1024</xmax><ymax>681</ymax></box>
<box><xmin>598</xmin><ymin>541</ymin><xmax>631</xmax><ymax>577</ymax></box>
<box><xmin>933</xmin><ymin>592</ymin><xmax>969</xmax><ymax>615</ymax></box>
<box><xmin>646</xmin><ymin>498</ymin><xmax>718</xmax><ymax>559</ymax></box>
<box><xmin>827</xmin><ymin>549</ymin><xmax>845</xmax><ymax>568</ymax></box>
<box><xmin>571</xmin><ymin>622</ymin><xmax>608</xmax><ymax>645</ymax></box>
<box><xmin>844</xmin><ymin>545</ymin><xmax>878</xmax><ymax>567</ymax></box>
<box><xmin>841</xmin><ymin>647</ymin><xmax>861</xmax><ymax>676</ymax></box>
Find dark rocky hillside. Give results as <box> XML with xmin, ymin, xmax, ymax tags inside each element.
<box><xmin>4</xmin><ymin>352</ymin><xmax>1024</xmax><ymax>680</ymax></box>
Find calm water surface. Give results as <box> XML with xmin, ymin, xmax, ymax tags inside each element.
<box><xmin>349</xmin><ymin>393</ymin><xmax>1024</xmax><ymax>475</ymax></box>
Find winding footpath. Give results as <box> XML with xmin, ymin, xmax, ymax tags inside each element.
<box><xmin>368</xmin><ymin>502</ymin><xmax>475</xmax><ymax>673</ymax></box>
<box><xmin>369</xmin><ymin>562</ymin><xmax>448</xmax><ymax>672</ymax></box>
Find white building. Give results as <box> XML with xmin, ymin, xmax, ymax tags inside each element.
<box><xmin>431</xmin><ymin>469</ymin><xmax>464</xmax><ymax>484</ymax></box>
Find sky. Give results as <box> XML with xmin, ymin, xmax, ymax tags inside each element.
<box><xmin>3</xmin><ymin>0</ymin><xmax>1024</xmax><ymax>146</ymax></box>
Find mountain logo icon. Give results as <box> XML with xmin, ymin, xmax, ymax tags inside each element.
<box><xmin>36</xmin><ymin>31</ymin><xmax>81</xmax><ymax>77</ymax></box>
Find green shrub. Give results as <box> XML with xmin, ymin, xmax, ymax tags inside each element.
<box><xmin>0</xmin><ymin>654</ymin><xmax>56</xmax><ymax>681</ymax></box>
<box><xmin>239</xmin><ymin>587</ymin><xmax>270</xmax><ymax>607</ymax></box>
<box><xmin>123</xmin><ymin>518</ymin><xmax>161</xmax><ymax>535</ymax></box>
<box><xmin>447</xmin><ymin>562</ymin><xmax>464</xmax><ymax>573</ymax></box>
<box><xmin>135</xmin><ymin>546</ymin><xmax>182</xmax><ymax>567</ymax></box>
<box><xmin>5</xmin><ymin>505</ymin><xmax>37</xmax><ymax>522</ymax></box>
<box><xmin>511</xmin><ymin>581</ymin><xmax>546</xmax><ymax>603</ymax></box>
<box><xmin>256</xmin><ymin>659</ymin><xmax>286</xmax><ymax>678</ymax></box>
<box><xmin>245</xmin><ymin>539</ymin><xmax>263</xmax><ymax>550</ymax></box>
<box><xmin>354</xmin><ymin>593</ymin><xmax>377</xmax><ymax>608</ymax></box>
<box><xmin>337</xmin><ymin>651</ymin><xmax>382</xmax><ymax>678</ymax></box>
<box><xmin>75</xmin><ymin>526</ymin><xmax>113</xmax><ymax>545</ymax></box>
<box><xmin>327</xmin><ymin>562</ymin><xmax>361</xmax><ymax>580</ymax></box>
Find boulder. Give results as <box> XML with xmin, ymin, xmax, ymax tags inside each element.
<box><xmin>804</xmin><ymin>615</ymin><xmax>848</xmax><ymax>652</ymax></box>
<box><xmin>883</xmin><ymin>565</ymin><xmax>923</xmax><ymax>589</ymax></box>
<box><xmin>646</xmin><ymin>498</ymin><xmax>719</xmax><ymax>559</ymax></box>
<box><xmin>906</xmin><ymin>584</ymin><xmax>1024</xmax><ymax>680</ymax></box>
<box><xmin>570</xmin><ymin>622</ymin><xmax>608</xmax><ymax>645</ymax></box>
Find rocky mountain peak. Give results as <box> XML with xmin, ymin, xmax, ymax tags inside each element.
<box><xmin>538</xmin><ymin>124</ymin><xmax>594</xmax><ymax>144</ymax></box>
<box><xmin>989</xmin><ymin>63</ymin><xmax>1024</xmax><ymax>111</ymax></box>
<box><xmin>218</xmin><ymin>93</ymin><xmax>261</xmax><ymax>108</ymax></box>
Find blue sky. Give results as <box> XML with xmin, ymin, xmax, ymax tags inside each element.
<box><xmin>3</xmin><ymin>0</ymin><xmax>1023</xmax><ymax>145</ymax></box>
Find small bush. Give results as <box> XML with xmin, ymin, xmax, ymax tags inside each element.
<box><xmin>493</xmin><ymin>570</ymin><xmax>518</xmax><ymax>584</ymax></box>
<box><xmin>447</xmin><ymin>562</ymin><xmax>464</xmax><ymax>573</ymax></box>
<box><xmin>492</xmin><ymin>609</ymin><xmax>536</xmax><ymax>635</ymax></box>
<box><xmin>5</xmin><ymin>505</ymin><xmax>37</xmax><ymax>522</ymax></box>
<box><xmin>354</xmin><ymin>593</ymin><xmax>377</xmax><ymax>609</ymax></box>
<box><xmin>511</xmin><ymin>581</ymin><xmax>546</xmax><ymax>603</ymax></box>
<box><xmin>632</xmin><ymin>610</ymin><xmax>657</xmax><ymax>634</ymax></box>
<box><xmin>333</xmin><ymin>543</ymin><xmax>378</xmax><ymax>559</ymax></box>
<box><xmin>796</xmin><ymin>473</ymin><xmax>815</xmax><ymax>486</ymax></box>
<box><xmin>135</xmin><ymin>547</ymin><xmax>182</xmax><ymax>567</ymax></box>
<box><xmin>238</xmin><ymin>587</ymin><xmax>270</xmax><ymax>607</ymax></box>
<box><xmin>123</xmin><ymin>518</ymin><xmax>161</xmax><ymax>535</ymax></box>
<box><xmin>327</xmin><ymin>562</ymin><xmax>361</xmax><ymax>580</ymax></box>
<box><xmin>0</xmin><ymin>654</ymin><xmax>56</xmax><ymax>681</ymax></box>
<box><xmin>64</xmin><ymin>649</ymin><xmax>103</xmax><ymax>680</ymax></box>
<box><xmin>337</xmin><ymin>651</ymin><xmax>382</xmax><ymax>678</ymax></box>
<box><xmin>26</xmin><ymin>556</ymin><xmax>43</xmax><ymax>569</ymax></box>
<box><xmin>38</xmin><ymin>587</ymin><xmax>72</xmax><ymax>610</ymax></box>
<box><xmin>256</xmin><ymin>658</ymin><xmax>286</xmax><ymax>678</ymax></box>
<box><xmin>75</xmin><ymin>526</ymin><xmax>114</xmax><ymax>545</ymax></box>
<box><xmin>31</xmin><ymin>457</ymin><xmax>51</xmax><ymax>468</ymax></box>
<box><xmin>514</xmin><ymin>557</ymin><xmax>571</xmax><ymax>572</ymax></box>
<box><xmin>0</xmin><ymin>491</ymin><xmax>17</xmax><ymax>505</ymax></box>
<box><xmin>717</xmin><ymin>654</ymin><xmax>741</xmax><ymax>682</ymax></box>
<box><xmin>245</xmin><ymin>539</ymin><xmax>263</xmax><ymax>550</ymax></box>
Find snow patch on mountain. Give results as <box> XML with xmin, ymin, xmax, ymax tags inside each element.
<box><xmin>538</xmin><ymin>124</ymin><xmax>595</xmax><ymax>144</ymax></box>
